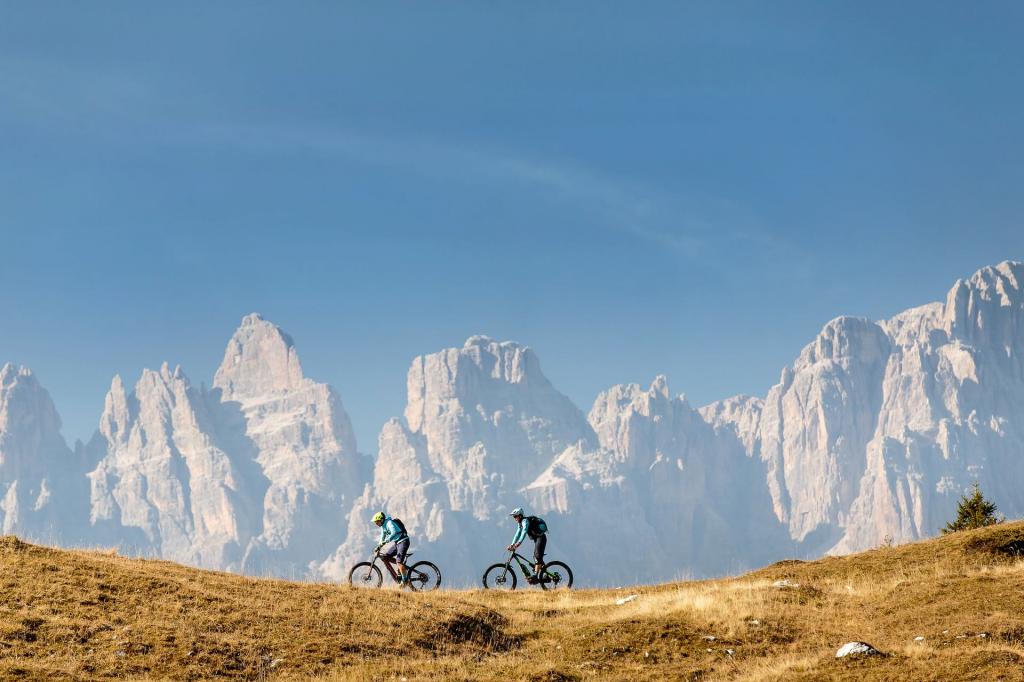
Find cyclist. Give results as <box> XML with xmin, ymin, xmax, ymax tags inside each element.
<box><xmin>506</xmin><ymin>507</ymin><xmax>547</xmax><ymax>584</ymax></box>
<box><xmin>372</xmin><ymin>511</ymin><xmax>410</xmax><ymax>585</ymax></box>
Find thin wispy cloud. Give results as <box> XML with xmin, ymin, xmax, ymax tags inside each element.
<box><xmin>198</xmin><ymin>122</ymin><xmax>814</xmax><ymax>277</ymax></box>
<box><xmin>0</xmin><ymin>56</ymin><xmax>157</xmax><ymax>127</ymax></box>
<box><xmin>0</xmin><ymin>55</ymin><xmax>813</xmax><ymax>279</ymax></box>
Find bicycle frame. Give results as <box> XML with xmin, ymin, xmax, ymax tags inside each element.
<box><xmin>371</xmin><ymin>550</ymin><xmax>430</xmax><ymax>584</ymax></box>
<box><xmin>505</xmin><ymin>551</ymin><xmax>537</xmax><ymax>578</ymax></box>
<box><xmin>369</xmin><ymin>551</ymin><xmax>403</xmax><ymax>582</ymax></box>
<box><xmin>483</xmin><ymin>548</ymin><xmax>570</xmax><ymax>590</ymax></box>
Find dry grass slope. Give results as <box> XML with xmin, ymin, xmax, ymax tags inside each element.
<box><xmin>3</xmin><ymin>523</ymin><xmax>1024</xmax><ymax>680</ymax></box>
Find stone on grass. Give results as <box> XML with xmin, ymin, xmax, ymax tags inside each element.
<box><xmin>835</xmin><ymin>642</ymin><xmax>881</xmax><ymax>658</ymax></box>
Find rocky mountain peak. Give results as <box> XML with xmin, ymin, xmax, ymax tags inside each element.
<box><xmin>0</xmin><ymin>365</ymin><xmax>85</xmax><ymax>541</ymax></box>
<box><xmin>1</xmin><ymin>365</ymin><xmax>46</xmax><ymax>408</ymax></box>
<box><xmin>403</xmin><ymin>336</ymin><xmax>568</xmax><ymax>436</ymax></box>
<box><xmin>98</xmin><ymin>374</ymin><xmax>132</xmax><ymax>445</ymax></box>
<box><xmin>240</xmin><ymin>312</ymin><xmax>268</xmax><ymax>327</ymax></box>
<box><xmin>86</xmin><ymin>313</ymin><xmax>363</xmax><ymax>575</ymax></box>
<box><xmin>699</xmin><ymin>394</ymin><xmax>764</xmax><ymax>456</ymax></box>
<box><xmin>969</xmin><ymin>260</ymin><xmax>1023</xmax><ymax>297</ymax></box>
<box><xmin>213</xmin><ymin>313</ymin><xmax>304</xmax><ymax>400</ymax></box>
<box><xmin>796</xmin><ymin>316</ymin><xmax>891</xmax><ymax>370</ymax></box>
<box><xmin>650</xmin><ymin>374</ymin><xmax>670</xmax><ymax>398</ymax></box>
<box><xmin>0</xmin><ymin>364</ymin><xmax>61</xmax><ymax>434</ymax></box>
<box><xmin>458</xmin><ymin>335</ymin><xmax>547</xmax><ymax>386</ymax></box>
<box><xmin>943</xmin><ymin>260</ymin><xmax>1024</xmax><ymax>348</ymax></box>
<box><xmin>1</xmin><ymin>362</ymin><xmax>28</xmax><ymax>386</ymax></box>
<box><xmin>588</xmin><ymin>375</ymin><xmax>677</xmax><ymax>426</ymax></box>
<box><xmin>463</xmin><ymin>334</ymin><xmax>495</xmax><ymax>348</ymax></box>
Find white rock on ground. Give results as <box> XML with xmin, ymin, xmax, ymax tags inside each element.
<box><xmin>836</xmin><ymin>641</ymin><xmax>881</xmax><ymax>658</ymax></box>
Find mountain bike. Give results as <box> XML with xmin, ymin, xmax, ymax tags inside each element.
<box><xmin>347</xmin><ymin>549</ymin><xmax>442</xmax><ymax>591</ymax></box>
<box><xmin>482</xmin><ymin>550</ymin><xmax>573</xmax><ymax>591</ymax></box>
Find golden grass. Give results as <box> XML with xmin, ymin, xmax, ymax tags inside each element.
<box><xmin>4</xmin><ymin>523</ymin><xmax>1024</xmax><ymax>680</ymax></box>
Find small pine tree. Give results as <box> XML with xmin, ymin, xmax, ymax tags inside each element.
<box><xmin>942</xmin><ymin>482</ymin><xmax>1003</xmax><ymax>534</ymax></box>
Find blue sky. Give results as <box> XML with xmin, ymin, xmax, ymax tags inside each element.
<box><xmin>2</xmin><ymin>2</ymin><xmax>1022</xmax><ymax>452</ymax></box>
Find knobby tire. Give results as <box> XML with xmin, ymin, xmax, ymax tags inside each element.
<box><xmin>347</xmin><ymin>562</ymin><xmax>383</xmax><ymax>589</ymax></box>
<box><xmin>408</xmin><ymin>560</ymin><xmax>442</xmax><ymax>591</ymax></box>
<box><xmin>539</xmin><ymin>560</ymin><xmax>573</xmax><ymax>590</ymax></box>
<box><xmin>482</xmin><ymin>563</ymin><xmax>517</xmax><ymax>590</ymax></box>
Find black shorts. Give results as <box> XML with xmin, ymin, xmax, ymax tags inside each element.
<box><xmin>533</xmin><ymin>534</ymin><xmax>547</xmax><ymax>564</ymax></box>
<box><xmin>381</xmin><ymin>538</ymin><xmax>410</xmax><ymax>564</ymax></box>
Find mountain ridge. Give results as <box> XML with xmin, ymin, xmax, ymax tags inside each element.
<box><xmin>1</xmin><ymin>261</ymin><xmax>1022</xmax><ymax>585</ymax></box>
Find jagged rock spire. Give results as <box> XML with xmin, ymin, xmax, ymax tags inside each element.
<box><xmin>213</xmin><ymin>313</ymin><xmax>305</xmax><ymax>400</ymax></box>
<box><xmin>0</xmin><ymin>364</ymin><xmax>86</xmax><ymax>541</ymax></box>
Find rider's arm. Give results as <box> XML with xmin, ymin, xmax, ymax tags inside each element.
<box><xmin>511</xmin><ymin>519</ymin><xmax>528</xmax><ymax>547</ymax></box>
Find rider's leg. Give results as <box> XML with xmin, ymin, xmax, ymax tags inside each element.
<box><xmin>379</xmin><ymin>541</ymin><xmax>399</xmax><ymax>578</ymax></box>
<box><xmin>396</xmin><ymin>538</ymin><xmax>410</xmax><ymax>583</ymax></box>
<box><xmin>533</xmin><ymin>534</ymin><xmax>547</xmax><ymax>576</ymax></box>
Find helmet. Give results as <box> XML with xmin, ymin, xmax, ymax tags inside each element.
<box><xmin>372</xmin><ymin>511</ymin><xmax>385</xmax><ymax>524</ymax></box>
<box><xmin>510</xmin><ymin>507</ymin><xmax>524</xmax><ymax>517</ymax></box>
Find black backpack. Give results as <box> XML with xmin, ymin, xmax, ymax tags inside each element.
<box><xmin>526</xmin><ymin>515</ymin><xmax>547</xmax><ymax>539</ymax></box>
<box><xmin>391</xmin><ymin>517</ymin><xmax>408</xmax><ymax>537</ymax></box>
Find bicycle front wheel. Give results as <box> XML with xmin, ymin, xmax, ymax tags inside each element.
<box><xmin>348</xmin><ymin>562</ymin><xmax>383</xmax><ymax>589</ymax></box>
<box><xmin>408</xmin><ymin>561</ymin><xmax>442</xmax><ymax>592</ymax></box>
<box><xmin>540</xmin><ymin>561</ymin><xmax>573</xmax><ymax>591</ymax></box>
<box><xmin>482</xmin><ymin>563</ymin><xmax>517</xmax><ymax>590</ymax></box>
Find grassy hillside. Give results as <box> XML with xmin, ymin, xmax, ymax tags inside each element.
<box><xmin>3</xmin><ymin>524</ymin><xmax>1024</xmax><ymax>681</ymax></box>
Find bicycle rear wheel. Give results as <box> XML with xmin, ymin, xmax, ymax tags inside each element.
<box><xmin>539</xmin><ymin>561</ymin><xmax>573</xmax><ymax>591</ymax></box>
<box><xmin>482</xmin><ymin>563</ymin><xmax>517</xmax><ymax>590</ymax></box>
<box><xmin>347</xmin><ymin>562</ymin><xmax>383</xmax><ymax>589</ymax></box>
<box><xmin>408</xmin><ymin>561</ymin><xmax>442</xmax><ymax>591</ymax></box>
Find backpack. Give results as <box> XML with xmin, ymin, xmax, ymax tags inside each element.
<box><xmin>391</xmin><ymin>517</ymin><xmax>408</xmax><ymax>537</ymax></box>
<box><xmin>526</xmin><ymin>515</ymin><xmax>547</xmax><ymax>539</ymax></box>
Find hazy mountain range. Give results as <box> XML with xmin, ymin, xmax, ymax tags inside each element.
<box><xmin>2</xmin><ymin>261</ymin><xmax>1022</xmax><ymax>585</ymax></box>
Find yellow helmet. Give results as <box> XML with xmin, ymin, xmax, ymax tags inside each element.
<box><xmin>372</xmin><ymin>511</ymin><xmax>385</xmax><ymax>524</ymax></box>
